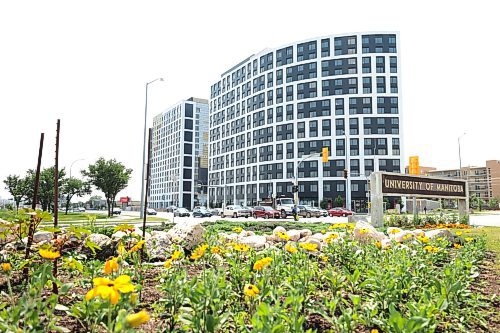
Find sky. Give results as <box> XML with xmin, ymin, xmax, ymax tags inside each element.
<box><xmin>0</xmin><ymin>0</ymin><xmax>498</xmax><ymax>201</ymax></box>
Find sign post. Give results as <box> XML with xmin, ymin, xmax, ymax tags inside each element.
<box><xmin>370</xmin><ymin>172</ymin><xmax>468</xmax><ymax>227</ymax></box>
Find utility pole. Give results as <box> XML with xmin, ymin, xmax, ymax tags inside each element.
<box><xmin>53</xmin><ymin>119</ymin><xmax>60</xmax><ymax>294</ymax></box>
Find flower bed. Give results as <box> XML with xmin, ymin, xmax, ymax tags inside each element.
<box><xmin>0</xmin><ymin>215</ymin><xmax>497</xmax><ymax>332</ymax></box>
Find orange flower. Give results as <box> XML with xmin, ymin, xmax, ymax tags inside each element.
<box><xmin>103</xmin><ymin>257</ymin><xmax>119</xmax><ymax>275</ymax></box>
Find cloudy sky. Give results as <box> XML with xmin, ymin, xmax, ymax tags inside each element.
<box><xmin>0</xmin><ymin>0</ymin><xmax>498</xmax><ymax>201</ymax></box>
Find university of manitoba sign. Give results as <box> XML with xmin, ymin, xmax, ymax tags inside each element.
<box><xmin>381</xmin><ymin>173</ymin><xmax>466</xmax><ymax>198</ymax></box>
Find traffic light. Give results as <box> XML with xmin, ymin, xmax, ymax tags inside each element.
<box><xmin>292</xmin><ymin>185</ymin><xmax>299</xmax><ymax>193</ymax></box>
<box><xmin>343</xmin><ymin>169</ymin><xmax>348</xmax><ymax>179</ymax></box>
<box><xmin>322</xmin><ymin>147</ymin><xmax>328</xmax><ymax>163</ymax></box>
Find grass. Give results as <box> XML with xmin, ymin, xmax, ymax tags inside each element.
<box><xmin>56</xmin><ymin>212</ymin><xmax>110</xmax><ymax>221</ymax></box>
<box><xmin>460</xmin><ymin>226</ymin><xmax>500</xmax><ymax>272</ymax></box>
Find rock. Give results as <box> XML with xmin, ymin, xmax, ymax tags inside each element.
<box><xmin>389</xmin><ymin>230</ymin><xmax>414</xmax><ymax>243</ymax></box>
<box><xmin>311</xmin><ymin>233</ymin><xmax>327</xmax><ymax>241</ymax></box>
<box><xmin>239</xmin><ymin>230</ymin><xmax>255</xmax><ymax>237</ymax></box>
<box><xmin>111</xmin><ymin>231</ymin><xmax>127</xmax><ymax>239</ymax></box>
<box><xmin>82</xmin><ymin>234</ymin><xmax>115</xmax><ymax>260</ymax></box>
<box><xmin>22</xmin><ymin>231</ymin><xmax>53</xmax><ymax>244</ymax></box>
<box><xmin>299</xmin><ymin>229</ymin><xmax>312</xmax><ymax>238</ymax></box>
<box><xmin>425</xmin><ymin>229</ymin><xmax>453</xmax><ymax>241</ymax></box>
<box><xmin>239</xmin><ymin>235</ymin><xmax>267</xmax><ymax>250</ymax></box>
<box><xmin>287</xmin><ymin>230</ymin><xmax>301</xmax><ymax>241</ymax></box>
<box><xmin>265</xmin><ymin>235</ymin><xmax>276</xmax><ymax>242</ymax></box>
<box><xmin>219</xmin><ymin>232</ymin><xmax>239</xmax><ymax>242</ymax></box>
<box><xmin>381</xmin><ymin>238</ymin><xmax>392</xmax><ymax>249</ymax></box>
<box><xmin>273</xmin><ymin>226</ymin><xmax>286</xmax><ymax>236</ymax></box>
<box><xmin>167</xmin><ymin>223</ymin><xmax>205</xmax><ymax>250</ymax></box>
<box><xmin>145</xmin><ymin>231</ymin><xmax>172</xmax><ymax>261</ymax></box>
<box><xmin>353</xmin><ymin>221</ymin><xmax>387</xmax><ymax>243</ymax></box>
<box><xmin>301</xmin><ymin>238</ymin><xmax>322</xmax><ymax>251</ymax></box>
<box><xmin>411</xmin><ymin>229</ymin><xmax>425</xmax><ymax>238</ymax></box>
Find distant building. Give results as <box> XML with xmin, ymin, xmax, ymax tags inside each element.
<box><xmin>150</xmin><ymin>97</ymin><xmax>209</xmax><ymax>209</ymax></box>
<box><xmin>427</xmin><ymin>160</ymin><xmax>500</xmax><ymax>201</ymax></box>
<box><xmin>404</xmin><ymin>165</ymin><xmax>436</xmax><ymax>176</ymax></box>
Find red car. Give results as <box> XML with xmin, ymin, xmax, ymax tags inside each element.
<box><xmin>328</xmin><ymin>207</ymin><xmax>354</xmax><ymax>217</ymax></box>
<box><xmin>252</xmin><ymin>206</ymin><xmax>281</xmax><ymax>219</ymax></box>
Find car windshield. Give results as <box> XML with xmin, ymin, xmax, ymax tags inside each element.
<box><xmin>178</xmin><ymin>208</ymin><xmax>188</xmax><ymax>212</ymax></box>
<box><xmin>262</xmin><ymin>206</ymin><xmax>274</xmax><ymax>211</ymax></box>
<box><xmin>279</xmin><ymin>198</ymin><xmax>294</xmax><ymax>205</ymax></box>
<box><xmin>232</xmin><ymin>205</ymin><xmax>243</xmax><ymax>209</ymax></box>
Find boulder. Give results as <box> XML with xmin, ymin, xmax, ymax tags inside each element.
<box><xmin>299</xmin><ymin>229</ymin><xmax>312</xmax><ymax>238</ymax></box>
<box><xmin>353</xmin><ymin>221</ymin><xmax>387</xmax><ymax>243</ymax></box>
<box><xmin>287</xmin><ymin>230</ymin><xmax>302</xmax><ymax>241</ymax></box>
<box><xmin>167</xmin><ymin>223</ymin><xmax>205</xmax><ymax>250</ymax></box>
<box><xmin>219</xmin><ymin>232</ymin><xmax>239</xmax><ymax>242</ymax></box>
<box><xmin>82</xmin><ymin>234</ymin><xmax>115</xmax><ymax>260</ymax></box>
<box><xmin>111</xmin><ymin>231</ymin><xmax>127</xmax><ymax>239</ymax></box>
<box><xmin>411</xmin><ymin>229</ymin><xmax>425</xmax><ymax>238</ymax></box>
<box><xmin>145</xmin><ymin>231</ymin><xmax>172</xmax><ymax>261</ymax></box>
<box><xmin>239</xmin><ymin>230</ymin><xmax>255</xmax><ymax>237</ymax></box>
<box><xmin>273</xmin><ymin>226</ymin><xmax>286</xmax><ymax>236</ymax></box>
<box><xmin>425</xmin><ymin>229</ymin><xmax>453</xmax><ymax>241</ymax></box>
<box><xmin>311</xmin><ymin>233</ymin><xmax>327</xmax><ymax>241</ymax></box>
<box><xmin>22</xmin><ymin>231</ymin><xmax>53</xmax><ymax>244</ymax></box>
<box><xmin>389</xmin><ymin>230</ymin><xmax>414</xmax><ymax>243</ymax></box>
<box><xmin>239</xmin><ymin>235</ymin><xmax>267</xmax><ymax>250</ymax></box>
<box><xmin>300</xmin><ymin>238</ymin><xmax>322</xmax><ymax>251</ymax></box>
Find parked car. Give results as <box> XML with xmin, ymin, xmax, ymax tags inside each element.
<box><xmin>193</xmin><ymin>207</ymin><xmax>213</xmax><ymax>218</ymax></box>
<box><xmin>173</xmin><ymin>208</ymin><xmax>190</xmax><ymax>217</ymax></box>
<box><xmin>146</xmin><ymin>208</ymin><xmax>157</xmax><ymax>215</ymax></box>
<box><xmin>320</xmin><ymin>209</ymin><xmax>329</xmax><ymax>217</ymax></box>
<box><xmin>328</xmin><ymin>207</ymin><xmax>354</xmax><ymax>217</ymax></box>
<box><xmin>166</xmin><ymin>206</ymin><xmax>178</xmax><ymax>213</ymax></box>
<box><xmin>297</xmin><ymin>205</ymin><xmax>323</xmax><ymax>218</ymax></box>
<box><xmin>222</xmin><ymin>205</ymin><xmax>252</xmax><ymax>218</ymax></box>
<box><xmin>76</xmin><ymin>207</ymin><xmax>85</xmax><ymax>212</ymax></box>
<box><xmin>252</xmin><ymin>206</ymin><xmax>281</xmax><ymax>219</ymax></box>
<box><xmin>112</xmin><ymin>207</ymin><xmax>122</xmax><ymax>215</ymax></box>
<box><xmin>210</xmin><ymin>208</ymin><xmax>223</xmax><ymax>216</ymax></box>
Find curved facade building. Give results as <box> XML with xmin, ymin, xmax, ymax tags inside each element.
<box><xmin>208</xmin><ymin>32</ymin><xmax>403</xmax><ymax>212</ymax></box>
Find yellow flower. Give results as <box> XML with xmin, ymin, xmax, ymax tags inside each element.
<box><xmin>244</xmin><ymin>284</ymin><xmax>259</xmax><ymax>297</ymax></box>
<box><xmin>117</xmin><ymin>242</ymin><xmax>126</xmax><ymax>256</ymax></box>
<box><xmin>299</xmin><ymin>242</ymin><xmax>318</xmax><ymax>252</ymax></box>
<box><xmin>233</xmin><ymin>227</ymin><xmax>243</xmax><ymax>233</ymax></box>
<box><xmin>417</xmin><ymin>236</ymin><xmax>430</xmax><ymax>244</ymax></box>
<box><xmin>211</xmin><ymin>246</ymin><xmax>222</xmax><ymax>254</ymax></box>
<box><xmin>371</xmin><ymin>329</ymin><xmax>379</xmax><ymax>333</ymax></box>
<box><xmin>423</xmin><ymin>245</ymin><xmax>439</xmax><ymax>253</ymax></box>
<box><xmin>39</xmin><ymin>248</ymin><xmax>61</xmax><ymax>260</ymax></box>
<box><xmin>171</xmin><ymin>250</ymin><xmax>182</xmax><ymax>260</ymax></box>
<box><xmin>114</xmin><ymin>224</ymin><xmax>135</xmax><ymax>233</ymax></box>
<box><xmin>375</xmin><ymin>241</ymin><xmax>382</xmax><ymax>249</ymax></box>
<box><xmin>320</xmin><ymin>255</ymin><xmax>328</xmax><ymax>262</ymax></box>
<box><xmin>85</xmin><ymin>275</ymin><xmax>134</xmax><ymax>305</ymax></box>
<box><xmin>359</xmin><ymin>228</ymin><xmax>369</xmax><ymax>235</ymax></box>
<box><xmin>129</xmin><ymin>240</ymin><xmax>145</xmax><ymax>253</ymax></box>
<box><xmin>253</xmin><ymin>257</ymin><xmax>272</xmax><ymax>271</ymax></box>
<box><xmin>130</xmin><ymin>293</ymin><xmax>138</xmax><ymax>305</ymax></box>
<box><xmin>464</xmin><ymin>230</ymin><xmax>471</xmax><ymax>233</ymax></box>
<box><xmin>456</xmin><ymin>231</ymin><xmax>463</xmax><ymax>236</ymax></box>
<box><xmin>325</xmin><ymin>233</ymin><xmax>339</xmax><ymax>244</ymax></box>
<box><xmin>190</xmin><ymin>244</ymin><xmax>208</xmax><ymax>260</ymax></box>
<box><xmin>285</xmin><ymin>243</ymin><xmax>297</xmax><ymax>253</ymax></box>
<box><xmin>464</xmin><ymin>237</ymin><xmax>474</xmax><ymax>242</ymax></box>
<box><xmin>389</xmin><ymin>228</ymin><xmax>401</xmax><ymax>234</ymax></box>
<box><xmin>454</xmin><ymin>243</ymin><xmax>463</xmax><ymax>249</ymax></box>
<box><xmin>437</xmin><ymin>237</ymin><xmax>444</xmax><ymax>241</ymax></box>
<box><xmin>164</xmin><ymin>259</ymin><xmax>173</xmax><ymax>269</ymax></box>
<box><xmin>403</xmin><ymin>234</ymin><xmax>413</xmax><ymax>241</ymax></box>
<box><xmin>321</xmin><ymin>229</ymin><xmax>326</xmax><ymax>234</ymax></box>
<box><xmin>103</xmin><ymin>257</ymin><xmax>119</xmax><ymax>275</ymax></box>
<box><xmin>276</xmin><ymin>231</ymin><xmax>290</xmax><ymax>241</ymax></box>
<box><xmin>1</xmin><ymin>263</ymin><xmax>11</xmax><ymax>272</ymax></box>
<box><xmin>233</xmin><ymin>243</ymin><xmax>250</xmax><ymax>252</ymax></box>
<box><xmin>126</xmin><ymin>310</ymin><xmax>150</xmax><ymax>328</ymax></box>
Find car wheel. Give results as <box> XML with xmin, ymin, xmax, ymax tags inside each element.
<box><xmin>253</xmin><ymin>213</ymin><xmax>257</xmax><ymax>219</ymax></box>
<box><xmin>343</xmin><ymin>213</ymin><xmax>347</xmax><ymax>217</ymax></box>
<box><xmin>306</xmin><ymin>212</ymin><xmax>311</xmax><ymax>218</ymax></box>
<box><xmin>264</xmin><ymin>214</ymin><xmax>269</xmax><ymax>219</ymax></box>
<box><xmin>233</xmin><ymin>213</ymin><xmax>238</xmax><ymax>218</ymax></box>
<box><xmin>281</xmin><ymin>210</ymin><xmax>287</xmax><ymax>219</ymax></box>
<box><xmin>329</xmin><ymin>213</ymin><xmax>334</xmax><ymax>217</ymax></box>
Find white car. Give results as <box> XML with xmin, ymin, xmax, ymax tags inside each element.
<box><xmin>146</xmin><ymin>208</ymin><xmax>157</xmax><ymax>215</ymax></box>
<box><xmin>222</xmin><ymin>205</ymin><xmax>252</xmax><ymax>218</ymax></box>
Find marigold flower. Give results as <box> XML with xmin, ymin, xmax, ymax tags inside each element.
<box><xmin>117</xmin><ymin>242</ymin><xmax>126</xmax><ymax>256</ymax></box>
<box><xmin>320</xmin><ymin>255</ymin><xmax>328</xmax><ymax>262</ymax></box>
<box><xmin>233</xmin><ymin>227</ymin><xmax>243</xmax><ymax>233</ymax></box>
<box><xmin>243</xmin><ymin>284</ymin><xmax>259</xmax><ymax>297</ymax></box>
<box><xmin>325</xmin><ymin>233</ymin><xmax>339</xmax><ymax>244</ymax></box>
<box><xmin>164</xmin><ymin>259</ymin><xmax>173</xmax><ymax>269</ymax></box>
<box><xmin>403</xmin><ymin>234</ymin><xmax>413</xmax><ymax>241</ymax></box>
<box><xmin>464</xmin><ymin>237</ymin><xmax>474</xmax><ymax>242</ymax></box>
<box><xmin>417</xmin><ymin>236</ymin><xmax>430</xmax><ymax>244</ymax></box>
<box><xmin>39</xmin><ymin>248</ymin><xmax>61</xmax><ymax>260</ymax></box>
<box><xmin>210</xmin><ymin>246</ymin><xmax>222</xmax><ymax>254</ymax></box>
<box><xmin>285</xmin><ymin>243</ymin><xmax>297</xmax><ymax>253</ymax></box>
<box><xmin>423</xmin><ymin>245</ymin><xmax>439</xmax><ymax>253</ymax></box>
<box><xmin>437</xmin><ymin>237</ymin><xmax>444</xmax><ymax>241</ymax></box>
<box><xmin>276</xmin><ymin>231</ymin><xmax>290</xmax><ymax>241</ymax></box>
<box><xmin>233</xmin><ymin>243</ymin><xmax>250</xmax><ymax>252</ymax></box>
<box><xmin>389</xmin><ymin>228</ymin><xmax>401</xmax><ymax>234</ymax></box>
<box><xmin>321</xmin><ymin>229</ymin><xmax>326</xmax><ymax>234</ymax></box>
<box><xmin>103</xmin><ymin>257</ymin><xmax>119</xmax><ymax>275</ymax></box>
<box><xmin>253</xmin><ymin>257</ymin><xmax>272</xmax><ymax>270</ymax></box>
<box><xmin>375</xmin><ymin>241</ymin><xmax>382</xmax><ymax>249</ymax></box>
<box><xmin>85</xmin><ymin>275</ymin><xmax>134</xmax><ymax>305</ymax></box>
<box><xmin>1</xmin><ymin>263</ymin><xmax>11</xmax><ymax>272</ymax></box>
<box><xmin>126</xmin><ymin>310</ymin><xmax>150</xmax><ymax>328</ymax></box>
<box><xmin>299</xmin><ymin>242</ymin><xmax>318</xmax><ymax>252</ymax></box>
<box><xmin>114</xmin><ymin>224</ymin><xmax>135</xmax><ymax>233</ymax></box>
<box><xmin>453</xmin><ymin>243</ymin><xmax>462</xmax><ymax>249</ymax></box>
<box><xmin>190</xmin><ymin>244</ymin><xmax>208</xmax><ymax>260</ymax></box>
<box><xmin>456</xmin><ymin>231</ymin><xmax>463</xmax><ymax>236</ymax></box>
<box><xmin>171</xmin><ymin>250</ymin><xmax>182</xmax><ymax>260</ymax></box>
<box><xmin>358</xmin><ymin>228</ymin><xmax>369</xmax><ymax>235</ymax></box>
<box><xmin>371</xmin><ymin>329</ymin><xmax>379</xmax><ymax>333</ymax></box>
<box><xmin>129</xmin><ymin>240</ymin><xmax>145</xmax><ymax>253</ymax></box>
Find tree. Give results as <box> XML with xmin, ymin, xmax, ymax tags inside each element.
<box><xmin>61</xmin><ymin>177</ymin><xmax>91</xmax><ymax>214</ymax></box>
<box><xmin>334</xmin><ymin>195</ymin><xmax>344</xmax><ymax>208</ymax></box>
<box><xmin>82</xmin><ymin>158</ymin><xmax>132</xmax><ymax>217</ymax></box>
<box><xmin>469</xmin><ymin>193</ymin><xmax>485</xmax><ymax>211</ymax></box>
<box><xmin>25</xmin><ymin>167</ymin><xmax>66</xmax><ymax>212</ymax></box>
<box><xmin>3</xmin><ymin>175</ymin><xmax>29</xmax><ymax>212</ymax></box>
<box><xmin>488</xmin><ymin>197</ymin><xmax>499</xmax><ymax>210</ymax></box>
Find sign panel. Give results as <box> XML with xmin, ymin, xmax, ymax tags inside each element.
<box><xmin>119</xmin><ymin>197</ymin><xmax>130</xmax><ymax>203</ymax></box>
<box><xmin>381</xmin><ymin>173</ymin><xmax>466</xmax><ymax>198</ymax></box>
<box><xmin>409</xmin><ymin>156</ymin><xmax>420</xmax><ymax>175</ymax></box>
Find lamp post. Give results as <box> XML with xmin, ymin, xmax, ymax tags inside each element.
<box><xmin>294</xmin><ymin>153</ymin><xmax>321</xmax><ymax>206</ymax></box>
<box><xmin>140</xmin><ymin>77</ymin><xmax>164</xmax><ymax>218</ymax></box>
<box><xmin>69</xmin><ymin>158</ymin><xmax>85</xmax><ymax>179</ymax></box>
<box><xmin>458</xmin><ymin>132</ymin><xmax>466</xmax><ymax>179</ymax></box>
<box><xmin>344</xmin><ymin>131</ymin><xmax>351</xmax><ymax>211</ymax></box>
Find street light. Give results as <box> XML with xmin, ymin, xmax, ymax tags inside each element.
<box><xmin>140</xmin><ymin>77</ymin><xmax>164</xmax><ymax>218</ymax></box>
<box><xmin>69</xmin><ymin>158</ymin><xmax>85</xmax><ymax>179</ymax></box>
<box><xmin>344</xmin><ymin>131</ymin><xmax>351</xmax><ymax>211</ymax></box>
<box><xmin>458</xmin><ymin>132</ymin><xmax>466</xmax><ymax>179</ymax></box>
<box><xmin>294</xmin><ymin>153</ymin><xmax>321</xmax><ymax>206</ymax></box>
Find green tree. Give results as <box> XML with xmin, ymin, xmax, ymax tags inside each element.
<box><xmin>488</xmin><ymin>197</ymin><xmax>499</xmax><ymax>210</ymax></box>
<box><xmin>61</xmin><ymin>177</ymin><xmax>91</xmax><ymax>214</ymax></box>
<box><xmin>3</xmin><ymin>175</ymin><xmax>29</xmax><ymax>212</ymax></box>
<box><xmin>81</xmin><ymin>158</ymin><xmax>132</xmax><ymax>217</ymax></box>
<box><xmin>469</xmin><ymin>193</ymin><xmax>485</xmax><ymax>211</ymax></box>
<box><xmin>334</xmin><ymin>195</ymin><xmax>344</xmax><ymax>208</ymax></box>
<box><xmin>25</xmin><ymin>167</ymin><xmax>66</xmax><ymax>212</ymax></box>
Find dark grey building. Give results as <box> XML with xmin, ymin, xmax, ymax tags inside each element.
<box><xmin>208</xmin><ymin>32</ymin><xmax>403</xmax><ymax>212</ymax></box>
<box><xmin>150</xmin><ymin>97</ymin><xmax>209</xmax><ymax>209</ymax></box>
